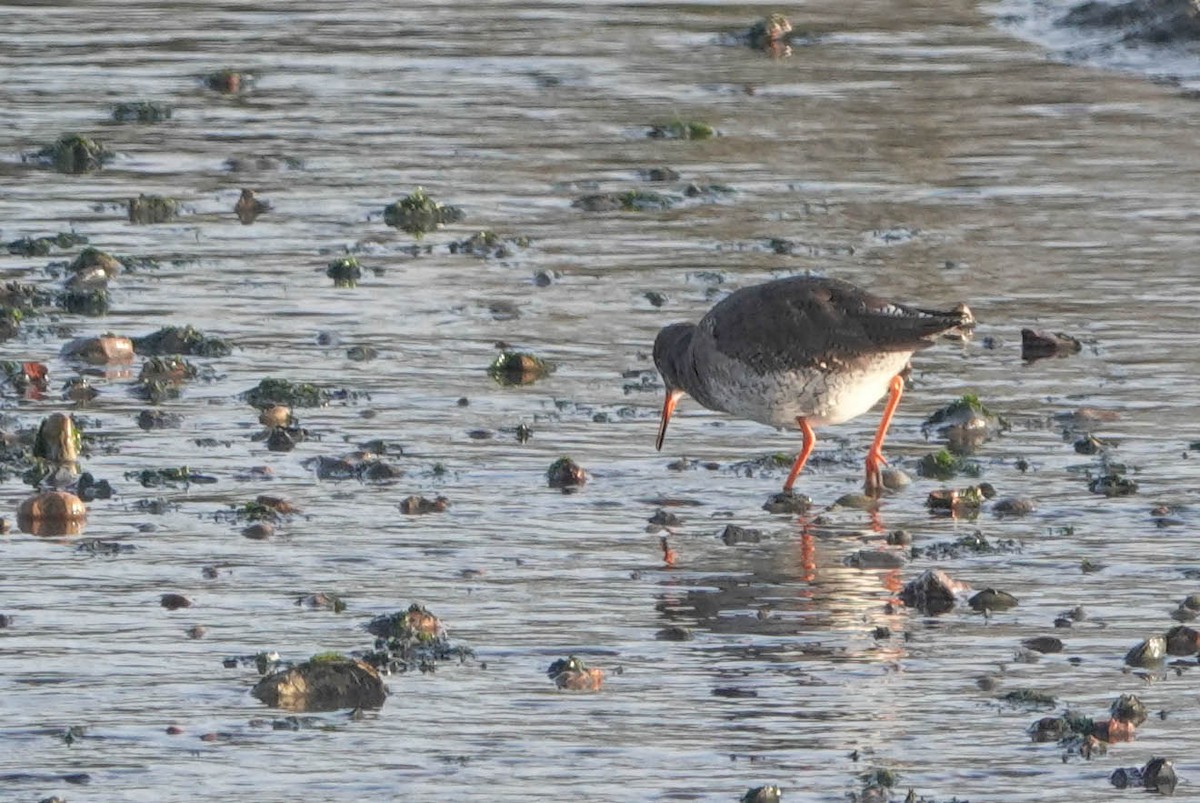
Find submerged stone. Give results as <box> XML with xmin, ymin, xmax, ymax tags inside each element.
<box><xmin>242</xmin><ymin>378</ymin><xmax>328</xmax><ymax>409</ymax></box>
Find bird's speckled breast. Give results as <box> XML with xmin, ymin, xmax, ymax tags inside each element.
<box><xmin>695</xmin><ymin>346</ymin><xmax>912</xmax><ymax>429</ymax></box>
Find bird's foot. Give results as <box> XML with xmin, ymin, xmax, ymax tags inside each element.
<box><xmin>864</xmin><ymin>449</ymin><xmax>888</xmax><ymax>497</ymax></box>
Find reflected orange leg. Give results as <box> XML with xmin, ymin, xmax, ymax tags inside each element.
<box><xmin>660</xmin><ymin>536</ymin><xmax>677</xmax><ymax>567</ymax></box>
<box><xmin>782</xmin><ymin>417</ymin><xmax>816</xmax><ymax>493</ymax></box>
<box><xmin>865</xmin><ymin>375</ymin><xmax>905</xmax><ymax>496</ymax></box>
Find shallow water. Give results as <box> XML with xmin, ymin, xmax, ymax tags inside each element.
<box><xmin>3</xmin><ymin>1</ymin><xmax>1200</xmax><ymax>800</ymax></box>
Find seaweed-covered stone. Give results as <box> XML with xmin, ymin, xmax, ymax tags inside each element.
<box><xmin>922</xmin><ymin>394</ymin><xmax>1000</xmax><ymax>452</ymax></box>
<box><xmin>326</xmin><ymin>256</ymin><xmax>362</xmax><ymax>288</ymax></box>
<box><xmin>969</xmin><ymin>588</ymin><xmax>1018</xmax><ymax>612</ymax></box>
<box><xmin>741</xmin><ymin>785</ymin><xmax>783</xmax><ymax>803</ymax></box>
<box><xmin>125</xmin><ymin>466</ymin><xmax>216</xmax><ymax>488</ymax></box>
<box><xmin>242</xmin><ymin>378</ymin><xmax>328</xmax><ymax>409</ymax></box>
<box><xmin>383</xmin><ymin>187</ymin><xmax>464</xmax><ymax>237</ymax></box>
<box><xmin>745</xmin><ymin>14</ymin><xmax>793</xmax><ymax>50</ymax></box>
<box><xmin>1125</xmin><ymin>636</ymin><xmax>1167</xmax><ymax>667</ymax></box>
<box><xmin>572</xmin><ymin>190</ymin><xmax>679</xmax><ymax>212</ymax></box>
<box><xmin>33</xmin><ymin>413</ymin><xmax>81</xmax><ymax>465</ymax></box>
<box><xmin>251</xmin><ymin>658</ymin><xmax>386</xmax><ymax>712</ymax></box>
<box><xmin>547</xmin><ymin>655</ymin><xmax>605</xmax><ymax>691</ymax></box>
<box><xmin>1002</xmin><ymin>689</ymin><xmax>1057</xmax><ymax>708</ymax></box>
<box><xmin>205</xmin><ymin>69</ymin><xmax>246</xmax><ymax>93</ymax></box>
<box><xmin>366</xmin><ymin>604</ymin><xmax>444</xmax><ymax>642</ymax></box>
<box><xmin>137</xmin><ymin>410</ymin><xmax>183</xmax><ymax>430</ymax></box>
<box><xmin>488</xmin><ymin>351</ymin><xmax>552</xmax><ymax>385</ymax></box>
<box><xmin>1089</xmin><ymin>470</ymin><xmax>1138</xmax><ymax>496</ymax></box>
<box><xmin>57</xmin><ymin>287</ymin><xmax>109</xmax><ymax>315</ymax></box>
<box><xmin>899</xmin><ymin>568</ymin><xmax>967</xmax><ymax>615</ymax></box>
<box><xmin>361</xmin><ymin>604</ymin><xmax>471</xmax><ymax>674</ymax></box>
<box><xmin>917</xmin><ymin>449</ymin><xmax>980</xmax><ymax>479</ymax></box>
<box><xmin>447</xmin><ymin>230</ymin><xmax>530</xmax><ymax>258</ymax></box>
<box><xmin>28</xmin><ymin>134</ymin><xmax>113</xmax><ymax>174</ymax></box>
<box><xmin>647</xmin><ymin>120</ymin><xmax>716</xmax><ymax>140</ymax></box>
<box><xmin>1021</xmin><ymin>328</ymin><xmax>1082</xmax><ymax>360</ymax></box>
<box><xmin>1111</xmin><ymin>694</ymin><xmax>1148</xmax><ymax>726</ymax></box>
<box><xmin>67</xmin><ymin>247</ymin><xmax>122</xmax><ymax>284</ymax></box>
<box><xmin>128</xmin><ymin>194</ymin><xmax>178</xmax><ymax>224</ymax></box>
<box><xmin>398</xmin><ymin>495</ymin><xmax>448</xmax><ymax>514</ymax></box>
<box><xmin>547</xmin><ymin>456</ymin><xmax>586</xmax><ymax>489</ymax></box>
<box><xmin>133</xmin><ymin>325</ymin><xmax>231</xmax><ymax>357</ymax></box>
<box><xmin>926</xmin><ymin>483</ymin><xmax>995</xmax><ymax>516</ymax></box>
<box><xmin>112</xmin><ymin>101</ymin><xmax>173</xmax><ymax>123</ymax></box>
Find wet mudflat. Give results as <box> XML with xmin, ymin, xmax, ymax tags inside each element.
<box><xmin>3</xmin><ymin>0</ymin><xmax>1200</xmax><ymax>800</ymax></box>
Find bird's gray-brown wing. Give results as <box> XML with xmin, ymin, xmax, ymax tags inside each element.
<box><xmin>698</xmin><ymin>275</ymin><xmax>967</xmax><ymax>374</ymax></box>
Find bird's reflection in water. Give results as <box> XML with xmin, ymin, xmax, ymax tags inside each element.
<box><xmin>655</xmin><ymin>514</ymin><xmax>907</xmax><ymax>662</ymax></box>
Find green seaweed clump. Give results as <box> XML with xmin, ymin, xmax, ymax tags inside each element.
<box><xmin>242</xmin><ymin>377</ymin><xmax>329</xmax><ymax>409</ymax></box>
<box><xmin>488</xmin><ymin>351</ymin><xmax>552</xmax><ymax>386</ymax></box>
<box><xmin>112</xmin><ymin>101</ymin><xmax>173</xmax><ymax>123</ymax></box>
<box><xmin>383</xmin><ymin>187</ymin><xmax>465</xmax><ymax>238</ymax></box>
<box><xmin>917</xmin><ymin>448</ymin><xmax>980</xmax><ymax>480</ymax></box>
<box><xmin>6</xmin><ymin>232</ymin><xmax>87</xmax><ymax>257</ymax></box>
<box><xmin>326</xmin><ymin>256</ymin><xmax>363</xmax><ymax>288</ymax></box>
<box><xmin>57</xmin><ymin>287</ymin><xmax>110</xmax><ymax>316</ymax></box>
<box><xmin>124</xmin><ymin>466</ymin><xmax>216</xmax><ymax>488</ymax></box>
<box><xmin>647</xmin><ymin>119</ymin><xmax>716</xmax><ymax>140</ymax></box>
<box><xmin>133</xmin><ymin>325</ymin><xmax>232</xmax><ymax>357</ymax></box>
<box><xmin>30</xmin><ymin>133</ymin><xmax>114</xmax><ymax>174</ymax></box>
<box><xmin>447</xmin><ymin>230</ymin><xmax>530</xmax><ymax>258</ymax></box>
<box><xmin>128</xmin><ymin>194</ymin><xmax>179</xmax><ymax>224</ymax></box>
<box><xmin>308</xmin><ymin>651</ymin><xmax>348</xmax><ymax>664</ymax></box>
<box><xmin>924</xmin><ymin>393</ymin><xmax>993</xmax><ymax>427</ymax></box>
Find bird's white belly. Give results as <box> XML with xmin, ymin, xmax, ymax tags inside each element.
<box><xmin>704</xmin><ymin>351</ymin><xmax>912</xmax><ymax>429</ymax></box>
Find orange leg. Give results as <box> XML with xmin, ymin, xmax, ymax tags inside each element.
<box><xmin>782</xmin><ymin>417</ymin><xmax>816</xmax><ymax>493</ymax></box>
<box><xmin>865</xmin><ymin>374</ymin><xmax>905</xmax><ymax>495</ymax></box>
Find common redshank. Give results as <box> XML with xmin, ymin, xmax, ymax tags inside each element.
<box><xmin>653</xmin><ymin>275</ymin><xmax>972</xmax><ymax>495</ymax></box>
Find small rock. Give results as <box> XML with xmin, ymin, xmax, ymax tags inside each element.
<box><xmin>1164</xmin><ymin>624</ymin><xmax>1200</xmax><ymax>655</ymax></box>
<box><xmin>160</xmin><ymin>593</ymin><xmax>192</xmax><ymax>610</ymax></box>
<box><xmin>242</xmin><ymin>522</ymin><xmax>274</xmax><ymax>540</ymax></box>
<box><xmin>1111</xmin><ymin>694</ymin><xmax>1148</xmax><ymax>727</ymax></box>
<box><xmin>655</xmin><ymin>625</ymin><xmax>693</xmax><ymax>641</ymax></box>
<box><xmin>992</xmin><ymin>497</ymin><xmax>1034</xmax><ymax>517</ymax></box>
<box><xmin>547</xmin><ymin>457</ymin><xmax>586</xmax><ymax>489</ymax></box>
<box><xmin>1021</xmin><ymin>328</ymin><xmax>1082</xmax><ymax>360</ymax></box>
<box><xmin>762</xmin><ymin>491</ymin><xmax>811</xmax><ymax>514</ymax></box>
<box><xmin>969</xmin><ymin>589</ymin><xmax>1019</xmax><ymax>612</ymax></box>
<box><xmin>720</xmin><ymin>524</ymin><xmax>762</xmax><ymax>545</ymax></box>
<box><xmin>899</xmin><ymin>568</ymin><xmax>968</xmax><ymax>615</ymax></box>
<box><xmin>1021</xmin><ymin>636</ymin><xmax>1063</xmax><ymax>654</ymax></box>
<box><xmin>1125</xmin><ymin>636</ymin><xmax>1167</xmax><ymax>668</ymax></box>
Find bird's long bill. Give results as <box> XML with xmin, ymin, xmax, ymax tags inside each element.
<box><xmin>655</xmin><ymin>389</ymin><xmax>682</xmax><ymax>451</ymax></box>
